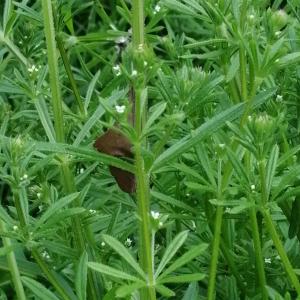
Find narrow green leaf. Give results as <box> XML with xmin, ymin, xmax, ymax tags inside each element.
<box><xmin>159</xmin><ymin>244</ymin><xmax>208</xmax><ymax>279</ymax></box>
<box><xmin>272</xmin><ymin>165</ymin><xmax>300</xmax><ymax>200</ymax></box>
<box><xmin>76</xmin><ymin>251</ymin><xmax>88</xmax><ymax>300</ymax></box>
<box><xmin>183</xmin><ymin>282</ymin><xmax>200</xmax><ymax>300</ymax></box>
<box><xmin>34</xmin><ymin>96</ymin><xmax>56</xmax><ymax>143</ymax></box>
<box><xmin>155</xmin><ymin>230</ymin><xmax>189</xmax><ymax>278</ymax></box>
<box><xmin>88</xmin><ymin>262</ymin><xmax>142</xmax><ymax>282</ymax></box>
<box><xmin>266</xmin><ymin>145</ymin><xmax>279</xmax><ymax>199</ymax></box>
<box><xmin>84</xmin><ymin>70</ymin><xmax>100</xmax><ymax>111</ymax></box>
<box><xmin>21</xmin><ymin>277</ymin><xmax>60</xmax><ymax>300</ymax></box>
<box><xmin>35</xmin><ymin>192</ymin><xmax>79</xmax><ymax>229</ymax></box>
<box><xmin>36</xmin><ymin>142</ymin><xmax>135</xmax><ymax>173</ymax></box>
<box><xmin>151</xmin><ymin>191</ymin><xmax>195</xmax><ymax>213</ymax></box>
<box><xmin>116</xmin><ymin>282</ymin><xmax>146</xmax><ymax>298</ymax></box>
<box><xmin>102</xmin><ymin>234</ymin><xmax>145</xmax><ymax>279</ymax></box>
<box><xmin>152</xmin><ymin>89</ymin><xmax>275</xmax><ymax>170</ymax></box>
<box><xmin>158</xmin><ymin>273</ymin><xmax>205</xmax><ymax>284</ymax></box>
<box><xmin>229</xmin><ymin>202</ymin><xmax>254</xmax><ymax>214</ymax></box>
<box><xmin>143</xmin><ymin>102</ymin><xmax>166</xmax><ymax>134</ymax></box>
<box><xmin>73</xmin><ymin>104</ymin><xmax>105</xmax><ymax>146</ymax></box>
<box><xmin>155</xmin><ymin>284</ymin><xmax>175</xmax><ymax>297</ymax></box>
<box><xmin>0</xmin><ymin>205</ymin><xmax>15</xmax><ymax>226</ymax></box>
<box><xmin>226</xmin><ymin>146</ymin><xmax>249</xmax><ymax>184</ymax></box>
<box><xmin>278</xmin><ymin>52</ymin><xmax>300</xmax><ymax>67</ymax></box>
<box><xmin>184</xmin><ymin>182</ymin><xmax>216</xmax><ymax>193</ymax></box>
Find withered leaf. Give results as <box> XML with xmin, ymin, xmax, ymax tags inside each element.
<box><xmin>94</xmin><ymin>129</ymin><xmax>136</xmax><ymax>193</ymax></box>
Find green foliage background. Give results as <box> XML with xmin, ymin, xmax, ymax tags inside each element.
<box><xmin>0</xmin><ymin>0</ymin><xmax>300</xmax><ymax>299</ymax></box>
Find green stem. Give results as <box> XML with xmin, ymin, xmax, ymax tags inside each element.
<box><xmin>61</xmin><ymin>160</ymin><xmax>102</xmax><ymax>300</ymax></box>
<box><xmin>11</xmin><ymin>188</ymin><xmax>69</xmax><ymax>299</ymax></box>
<box><xmin>131</xmin><ymin>1</ymin><xmax>155</xmax><ymax>299</ymax></box>
<box><xmin>42</xmin><ymin>1</ymin><xmax>101</xmax><ymax>298</ymax></box>
<box><xmin>132</xmin><ymin>0</ymin><xmax>144</xmax><ymax>48</ymax></box>
<box><xmin>56</xmin><ymin>33</ymin><xmax>85</xmax><ymax>115</ymax></box>
<box><xmin>0</xmin><ymin>220</ymin><xmax>26</xmax><ymax>300</ymax></box>
<box><xmin>31</xmin><ymin>250</ymin><xmax>70</xmax><ymax>300</ymax></box>
<box><xmin>207</xmin><ymin>206</ymin><xmax>223</xmax><ymax>300</ymax></box>
<box><xmin>219</xmin><ymin>241</ymin><xmax>246</xmax><ymax>297</ymax></box>
<box><xmin>207</xmin><ymin>160</ymin><xmax>223</xmax><ymax>300</ymax></box>
<box><xmin>136</xmin><ymin>145</ymin><xmax>156</xmax><ymax>300</ymax></box>
<box><xmin>42</xmin><ymin>0</ymin><xmax>64</xmax><ymax>142</ymax></box>
<box><xmin>249</xmin><ymin>206</ymin><xmax>268</xmax><ymax>299</ymax></box>
<box><xmin>264</xmin><ymin>210</ymin><xmax>300</xmax><ymax>294</ymax></box>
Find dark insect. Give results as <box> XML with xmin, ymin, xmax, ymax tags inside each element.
<box><xmin>94</xmin><ymin>129</ymin><xmax>136</xmax><ymax>193</ymax></box>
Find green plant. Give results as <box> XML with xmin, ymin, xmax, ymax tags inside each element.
<box><xmin>0</xmin><ymin>0</ymin><xmax>300</xmax><ymax>299</ymax></box>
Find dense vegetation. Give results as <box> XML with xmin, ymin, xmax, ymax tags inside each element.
<box><xmin>0</xmin><ymin>0</ymin><xmax>300</xmax><ymax>299</ymax></box>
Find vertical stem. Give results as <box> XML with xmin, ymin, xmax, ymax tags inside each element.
<box><xmin>42</xmin><ymin>0</ymin><xmax>64</xmax><ymax>142</ymax></box>
<box><xmin>207</xmin><ymin>206</ymin><xmax>223</xmax><ymax>300</ymax></box>
<box><xmin>56</xmin><ymin>33</ymin><xmax>85</xmax><ymax>115</ymax></box>
<box><xmin>249</xmin><ymin>206</ymin><xmax>268</xmax><ymax>299</ymax></box>
<box><xmin>207</xmin><ymin>160</ymin><xmax>223</xmax><ymax>300</ymax></box>
<box><xmin>264</xmin><ymin>210</ymin><xmax>300</xmax><ymax>294</ymax></box>
<box><xmin>132</xmin><ymin>0</ymin><xmax>144</xmax><ymax>48</ymax></box>
<box><xmin>131</xmin><ymin>1</ymin><xmax>155</xmax><ymax>299</ymax></box>
<box><xmin>0</xmin><ymin>220</ymin><xmax>26</xmax><ymax>300</ymax></box>
<box><xmin>42</xmin><ymin>1</ymin><xmax>101</xmax><ymax>298</ymax></box>
<box><xmin>136</xmin><ymin>145</ymin><xmax>156</xmax><ymax>300</ymax></box>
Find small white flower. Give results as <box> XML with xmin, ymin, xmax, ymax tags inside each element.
<box><xmin>225</xmin><ymin>207</ymin><xmax>231</xmax><ymax>213</ymax></box>
<box><xmin>24</xmin><ymin>35</ymin><xmax>28</xmax><ymax>39</ymax></box>
<box><xmin>248</xmin><ymin>115</ymin><xmax>253</xmax><ymax>121</ymax></box>
<box><xmin>144</xmin><ymin>61</ymin><xmax>148</xmax><ymax>67</ymax></box>
<box><xmin>28</xmin><ymin>65</ymin><xmax>38</xmax><ymax>73</ymax></box>
<box><xmin>154</xmin><ymin>4</ymin><xmax>161</xmax><ymax>14</ymax></box>
<box><xmin>249</xmin><ymin>14</ymin><xmax>255</xmax><ymax>20</ymax></box>
<box><xmin>116</xmin><ymin>36</ymin><xmax>127</xmax><ymax>44</ymax></box>
<box><xmin>115</xmin><ymin>105</ymin><xmax>126</xmax><ymax>114</ymax></box>
<box><xmin>275</xmin><ymin>58</ymin><xmax>280</xmax><ymax>63</ymax></box>
<box><xmin>79</xmin><ymin>168</ymin><xmax>85</xmax><ymax>174</ymax></box>
<box><xmin>250</xmin><ymin>184</ymin><xmax>256</xmax><ymax>191</ymax></box>
<box><xmin>131</xmin><ymin>69</ymin><xmax>138</xmax><ymax>77</ymax></box>
<box><xmin>89</xmin><ymin>209</ymin><xmax>96</xmax><ymax>214</ymax></box>
<box><xmin>151</xmin><ymin>211</ymin><xmax>160</xmax><ymax>219</ymax></box>
<box><xmin>101</xmin><ymin>242</ymin><xmax>106</xmax><ymax>247</ymax></box>
<box><xmin>186</xmin><ymin>193</ymin><xmax>190</xmax><ymax>197</ymax></box>
<box><xmin>19</xmin><ymin>41</ymin><xmax>23</xmax><ymax>45</ymax></box>
<box><xmin>219</xmin><ymin>143</ymin><xmax>225</xmax><ymax>149</ymax></box>
<box><xmin>159</xmin><ymin>221</ymin><xmax>163</xmax><ymax>227</ymax></box>
<box><xmin>112</xmin><ymin>64</ymin><xmax>121</xmax><ymax>76</ymax></box>
<box><xmin>264</xmin><ymin>258</ymin><xmax>271</xmax><ymax>264</ymax></box>
<box><xmin>125</xmin><ymin>238</ymin><xmax>132</xmax><ymax>247</ymax></box>
<box><xmin>13</xmin><ymin>225</ymin><xmax>18</xmax><ymax>231</ymax></box>
<box><xmin>21</xmin><ymin>174</ymin><xmax>28</xmax><ymax>181</ymax></box>
<box><xmin>42</xmin><ymin>251</ymin><xmax>49</xmax><ymax>258</ymax></box>
<box><xmin>275</xmin><ymin>31</ymin><xmax>281</xmax><ymax>36</ymax></box>
<box><xmin>276</xmin><ymin>94</ymin><xmax>283</xmax><ymax>102</ymax></box>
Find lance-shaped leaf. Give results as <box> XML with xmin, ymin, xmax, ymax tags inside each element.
<box><xmin>152</xmin><ymin>89</ymin><xmax>275</xmax><ymax>171</ymax></box>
